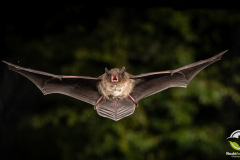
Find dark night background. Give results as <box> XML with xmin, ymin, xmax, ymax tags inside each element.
<box><xmin>1</xmin><ymin>6</ymin><xmax>240</xmax><ymax>160</ymax></box>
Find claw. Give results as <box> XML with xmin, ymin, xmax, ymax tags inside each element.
<box><xmin>128</xmin><ymin>95</ymin><xmax>138</xmax><ymax>107</ymax></box>
<box><xmin>94</xmin><ymin>96</ymin><xmax>103</xmax><ymax>110</ymax></box>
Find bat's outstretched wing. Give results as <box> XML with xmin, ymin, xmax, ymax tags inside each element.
<box><xmin>2</xmin><ymin>61</ymin><xmax>102</xmax><ymax>105</ymax></box>
<box><xmin>130</xmin><ymin>50</ymin><xmax>227</xmax><ymax>102</ymax></box>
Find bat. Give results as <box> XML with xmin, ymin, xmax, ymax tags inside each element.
<box><xmin>2</xmin><ymin>50</ymin><xmax>227</xmax><ymax>121</ymax></box>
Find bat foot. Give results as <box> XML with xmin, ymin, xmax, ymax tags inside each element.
<box><xmin>94</xmin><ymin>96</ymin><xmax>103</xmax><ymax>110</ymax></box>
<box><xmin>128</xmin><ymin>95</ymin><xmax>138</xmax><ymax>107</ymax></box>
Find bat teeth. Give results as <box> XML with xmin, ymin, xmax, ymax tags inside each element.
<box><xmin>111</xmin><ymin>75</ymin><xmax>119</xmax><ymax>82</ymax></box>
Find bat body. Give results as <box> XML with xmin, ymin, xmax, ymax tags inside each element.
<box><xmin>2</xmin><ymin>50</ymin><xmax>227</xmax><ymax>121</ymax></box>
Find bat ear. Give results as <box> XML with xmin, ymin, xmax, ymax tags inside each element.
<box><xmin>120</xmin><ymin>66</ymin><xmax>125</xmax><ymax>76</ymax></box>
<box><xmin>105</xmin><ymin>67</ymin><xmax>110</xmax><ymax>75</ymax></box>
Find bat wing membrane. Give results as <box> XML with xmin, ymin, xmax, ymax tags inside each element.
<box><xmin>130</xmin><ymin>50</ymin><xmax>227</xmax><ymax>102</ymax></box>
<box><xmin>3</xmin><ymin>61</ymin><xmax>102</xmax><ymax>105</ymax></box>
<box><xmin>97</xmin><ymin>97</ymin><xmax>135</xmax><ymax>121</ymax></box>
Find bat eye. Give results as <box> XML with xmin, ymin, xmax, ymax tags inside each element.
<box><xmin>106</xmin><ymin>73</ymin><xmax>111</xmax><ymax>78</ymax></box>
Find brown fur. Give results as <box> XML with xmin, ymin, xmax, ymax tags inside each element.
<box><xmin>98</xmin><ymin>68</ymin><xmax>135</xmax><ymax>100</ymax></box>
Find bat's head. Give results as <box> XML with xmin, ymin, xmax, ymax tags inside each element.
<box><xmin>105</xmin><ymin>67</ymin><xmax>126</xmax><ymax>83</ymax></box>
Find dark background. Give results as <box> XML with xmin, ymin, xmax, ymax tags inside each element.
<box><xmin>1</xmin><ymin>6</ymin><xmax>240</xmax><ymax>160</ymax></box>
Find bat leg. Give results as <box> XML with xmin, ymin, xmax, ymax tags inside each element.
<box><xmin>128</xmin><ymin>95</ymin><xmax>138</xmax><ymax>107</ymax></box>
<box><xmin>94</xmin><ymin>96</ymin><xmax>103</xmax><ymax>110</ymax></box>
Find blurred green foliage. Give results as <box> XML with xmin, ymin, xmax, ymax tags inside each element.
<box><xmin>2</xmin><ymin>7</ymin><xmax>240</xmax><ymax>160</ymax></box>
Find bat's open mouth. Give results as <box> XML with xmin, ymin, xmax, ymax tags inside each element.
<box><xmin>111</xmin><ymin>75</ymin><xmax>118</xmax><ymax>82</ymax></box>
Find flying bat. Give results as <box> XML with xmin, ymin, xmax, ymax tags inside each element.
<box><xmin>2</xmin><ymin>50</ymin><xmax>227</xmax><ymax>121</ymax></box>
